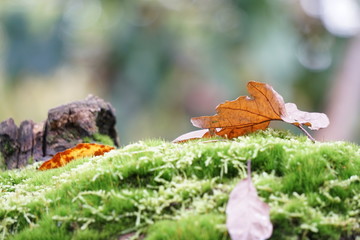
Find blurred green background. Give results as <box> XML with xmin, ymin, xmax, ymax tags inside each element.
<box><xmin>0</xmin><ymin>0</ymin><xmax>359</xmax><ymax>144</ymax></box>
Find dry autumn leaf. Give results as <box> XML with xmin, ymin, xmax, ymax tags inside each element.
<box><xmin>188</xmin><ymin>81</ymin><xmax>329</xmax><ymax>141</ymax></box>
<box><xmin>38</xmin><ymin>143</ymin><xmax>114</xmax><ymax>171</ymax></box>
<box><xmin>226</xmin><ymin>160</ymin><xmax>273</xmax><ymax>240</ymax></box>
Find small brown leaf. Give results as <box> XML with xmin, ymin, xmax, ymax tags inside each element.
<box><xmin>190</xmin><ymin>81</ymin><xmax>329</xmax><ymax>140</ymax></box>
<box><xmin>38</xmin><ymin>143</ymin><xmax>114</xmax><ymax>171</ymax></box>
<box><xmin>226</xmin><ymin>160</ymin><xmax>272</xmax><ymax>240</ymax></box>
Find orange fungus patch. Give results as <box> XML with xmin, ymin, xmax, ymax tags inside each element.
<box><xmin>38</xmin><ymin>143</ymin><xmax>115</xmax><ymax>171</ymax></box>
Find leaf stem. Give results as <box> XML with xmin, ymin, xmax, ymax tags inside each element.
<box><xmin>247</xmin><ymin>159</ymin><xmax>251</xmax><ymax>180</ymax></box>
<box><xmin>297</xmin><ymin>124</ymin><xmax>316</xmax><ymax>143</ymax></box>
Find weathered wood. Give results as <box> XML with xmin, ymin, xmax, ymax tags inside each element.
<box><xmin>17</xmin><ymin>120</ymin><xmax>34</xmax><ymax>168</ymax></box>
<box><xmin>0</xmin><ymin>118</ymin><xmax>19</xmax><ymax>169</ymax></box>
<box><xmin>32</xmin><ymin>121</ymin><xmax>45</xmax><ymax>162</ymax></box>
<box><xmin>0</xmin><ymin>95</ymin><xmax>119</xmax><ymax>170</ymax></box>
<box><xmin>44</xmin><ymin>95</ymin><xmax>119</xmax><ymax>156</ymax></box>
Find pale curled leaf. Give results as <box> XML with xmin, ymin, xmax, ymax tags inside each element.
<box><xmin>282</xmin><ymin>103</ymin><xmax>330</xmax><ymax>130</ymax></box>
<box><xmin>172</xmin><ymin>129</ymin><xmax>210</xmax><ymax>143</ymax></box>
<box><xmin>226</xmin><ymin>165</ymin><xmax>273</xmax><ymax>240</ymax></box>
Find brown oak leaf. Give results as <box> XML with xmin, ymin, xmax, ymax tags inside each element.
<box><xmin>175</xmin><ymin>81</ymin><xmax>329</xmax><ymax>142</ymax></box>
<box><xmin>38</xmin><ymin>143</ymin><xmax>114</xmax><ymax>171</ymax></box>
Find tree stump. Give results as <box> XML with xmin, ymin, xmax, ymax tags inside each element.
<box><xmin>0</xmin><ymin>95</ymin><xmax>119</xmax><ymax>169</ymax></box>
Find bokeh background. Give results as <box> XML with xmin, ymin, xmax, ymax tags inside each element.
<box><xmin>0</xmin><ymin>0</ymin><xmax>359</xmax><ymax>145</ymax></box>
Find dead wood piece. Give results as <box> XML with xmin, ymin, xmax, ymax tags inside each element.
<box><xmin>0</xmin><ymin>118</ymin><xmax>20</xmax><ymax>169</ymax></box>
<box><xmin>32</xmin><ymin>121</ymin><xmax>45</xmax><ymax>162</ymax></box>
<box><xmin>44</xmin><ymin>95</ymin><xmax>119</xmax><ymax>156</ymax></box>
<box><xmin>17</xmin><ymin>120</ymin><xmax>34</xmax><ymax>168</ymax></box>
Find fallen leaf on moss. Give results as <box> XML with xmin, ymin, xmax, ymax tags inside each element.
<box><xmin>226</xmin><ymin>160</ymin><xmax>272</xmax><ymax>240</ymax></box>
<box><xmin>38</xmin><ymin>143</ymin><xmax>114</xmax><ymax>171</ymax></box>
<box><xmin>175</xmin><ymin>81</ymin><xmax>329</xmax><ymax>142</ymax></box>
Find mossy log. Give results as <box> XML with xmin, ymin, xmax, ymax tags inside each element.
<box><xmin>0</xmin><ymin>95</ymin><xmax>119</xmax><ymax>169</ymax></box>
<box><xmin>0</xmin><ymin>130</ymin><xmax>359</xmax><ymax>239</ymax></box>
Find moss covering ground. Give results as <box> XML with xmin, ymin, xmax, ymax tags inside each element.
<box><xmin>0</xmin><ymin>129</ymin><xmax>359</xmax><ymax>240</ymax></box>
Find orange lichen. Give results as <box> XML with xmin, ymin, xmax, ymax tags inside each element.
<box><xmin>38</xmin><ymin>143</ymin><xmax>115</xmax><ymax>171</ymax></box>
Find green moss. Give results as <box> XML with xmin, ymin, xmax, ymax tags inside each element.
<box><xmin>0</xmin><ymin>129</ymin><xmax>359</xmax><ymax>240</ymax></box>
<box><xmin>2</xmin><ymin>142</ymin><xmax>15</xmax><ymax>154</ymax></box>
<box><xmin>27</xmin><ymin>157</ymin><xmax>34</xmax><ymax>165</ymax></box>
<box><xmin>0</xmin><ymin>153</ymin><xmax>5</xmax><ymax>171</ymax></box>
<box><xmin>146</xmin><ymin>214</ymin><xmax>228</xmax><ymax>240</ymax></box>
<box><xmin>83</xmin><ymin>133</ymin><xmax>115</xmax><ymax>146</ymax></box>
